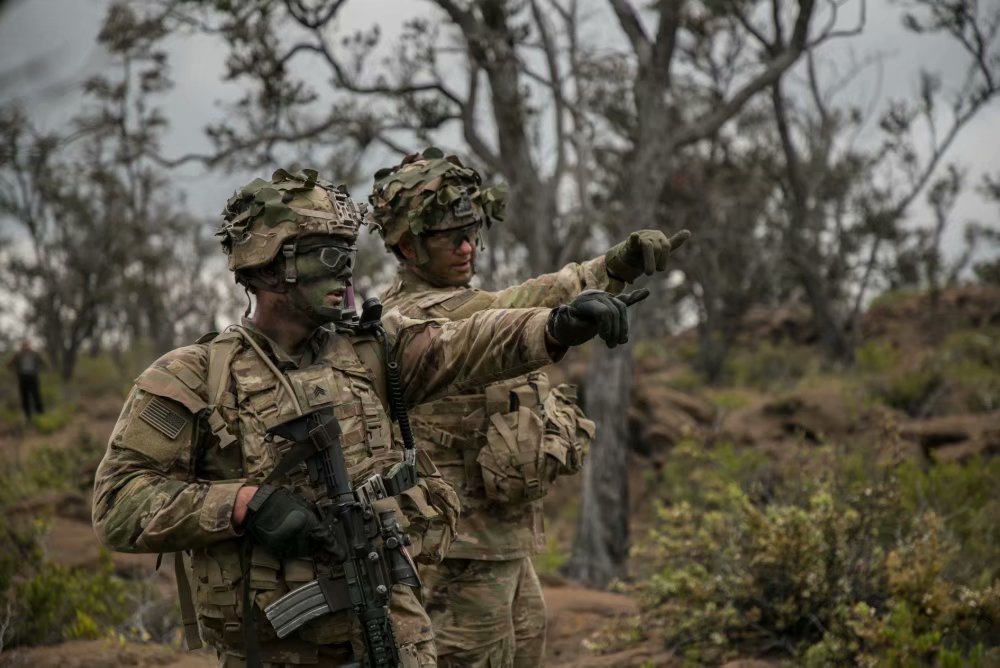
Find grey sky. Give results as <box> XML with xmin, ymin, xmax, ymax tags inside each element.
<box><xmin>0</xmin><ymin>0</ymin><xmax>997</xmax><ymax>252</ymax></box>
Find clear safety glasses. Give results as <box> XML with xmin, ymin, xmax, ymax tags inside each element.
<box><xmin>423</xmin><ymin>222</ymin><xmax>483</xmax><ymax>250</ymax></box>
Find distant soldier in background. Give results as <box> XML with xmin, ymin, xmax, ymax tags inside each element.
<box><xmin>7</xmin><ymin>339</ymin><xmax>46</xmax><ymax>421</ymax></box>
<box><xmin>369</xmin><ymin>148</ymin><xmax>689</xmax><ymax>667</ymax></box>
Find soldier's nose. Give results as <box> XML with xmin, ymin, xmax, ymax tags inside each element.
<box><xmin>456</xmin><ymin>238</ymin><xmax>474</xmax><ymax>255</ymax></box>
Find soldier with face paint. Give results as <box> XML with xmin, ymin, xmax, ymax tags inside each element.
<box><xmin>369</xmin><ymin>149</ymin><xmax>689</xmax><ymax>668</ymax></box>
<box><xmin>93</xmin><ymin>168</ymin><xmax>646</xmax><ymax>668</ymax></box>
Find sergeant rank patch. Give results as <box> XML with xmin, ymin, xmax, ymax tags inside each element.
<box><xmin>139</xmin><ymin>396</ymin><xmax>187</xmax><ymax>439</ymax></box>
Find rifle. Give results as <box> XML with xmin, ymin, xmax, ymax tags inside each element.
<box><xmin>262</xmin><ymin>407</ymin><xmax>420</xmax><ymax>668</ymax></box>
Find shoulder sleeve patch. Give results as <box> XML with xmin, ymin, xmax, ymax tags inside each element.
<box><xmin>380</xmin><ymin>307</ymin><xmax>447</xmax><ymax>339</ymax></box>
<box><xmin>438</xmin><ymin>290</ymin><xmax>479</xmax><ymax>312</ymax></box>
<box><xmin>139</xmin><ymin>396</ymin><xmax>188</xmax><ymax>440</ymax></box>
<box><xmin>416</xmin><ymin>290</ymin><xmax>462</xmax><ymax>310</ymax></box>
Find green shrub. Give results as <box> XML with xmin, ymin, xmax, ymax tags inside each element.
<box><xmin>854</xmin><ymin>340</ymin><xmax>901</xmax><ymax>374</ymax></box>
<box><xmin>74</xmin><ymin>352</ymin><xmax>138</xmax><ymax>399</ymax></box>
<box><xmin>624</xmin><ymin>444</ymin><xmax>999</xmax><ymax>665</ymax></box>
<box><xmin>21</xmin><ymin>431</ymin><xmax>104</xmax><ymax>494</ymax></box>
<box><xmin>703</xmin><ymin>389</ymin><xmax>753</xmax><ymax>411</ymax></box>
<box><xmin>11</xmin><ymin>551</ymin><xmax>130</xmax><ymax>645</ymax></box>
<box><xmin>0</xmin><ymin>512</ymin><xmax>45</xmax><ymax>596</ymax></box>
<box><xmin>723</xmin><ymin>341</ymin><xmax>821</xmax><ymax>390</ymax></box>
<box><xmin>896</xmin><ymin>457</ymin><xmax>1000</xmax><ymax>585</ymax></box>
<box><xmin>870</xmin><ymin>363</ymin><xmax>944</xmax><ymax>417</ymax></box>
<box><xmin>30</xmin><ymin>404</ymin><xmax>75</xmax><ymax>434</ymax></box>
<box><xmin>662</xmin><ymin>368</ymin><xmax>703</xmax><ymax>392</ymax></box>
<box><xmin>532</xmin><ymin>537</ymin><xmax>569</xmax><ymax>576</ymax></box>
<box><xmin>937</xmin><ymin>329</ymin><xmax>1000</xmax><ymax>413</ymax></box>
<box><xmin>869</xmin><ymin>289</ymin><xmax>919</xmax><ymax>311</ymax></box>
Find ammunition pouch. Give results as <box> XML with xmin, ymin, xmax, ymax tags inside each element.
<box><xmin>475</xmin><ymin>373</ymin><xmax>593</xmax><ymax>506</ymax></box>
<box><xmin>393</xmin><ymin>451</ymin><xmax>459</xmax><ymax>565</ymax></box>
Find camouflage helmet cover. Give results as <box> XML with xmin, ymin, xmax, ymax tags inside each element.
<box><xmin>219</xmin><ymin>168</ymin><xmax>369</xmax><ymax>272</ymax></box>
<box><xmin>368</xmin><ymin>147</ymin><xmax>507</xmax><ymax>248</ymax></box>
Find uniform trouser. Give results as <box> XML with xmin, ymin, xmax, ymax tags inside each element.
<box><xmin>420</xmin><ymin>556</ymin><xmax>546</xmax><ymax>668</ymax></box>
<box><xmin>17</xmin><ymin>374</ymin><xmax>43</xmax><ymax>420</ymax></box>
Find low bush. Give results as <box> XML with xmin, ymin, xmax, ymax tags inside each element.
<box><xmin>854</xmin><ymin>340</ymin><xmax>900</xmax><ymax>375</ymax></box>
<box><xmin>0</xmin><ymin>456</ymin><xmax>174</xmax><ymax>650</ymax></box>
<box><xmin>19</xmin><ymin>430</ymin><xmax>104</xmax><ymax>495</ymax></box>
<box><xmin>621</xmin><ymin>442</ymin><xmax>999</xmax><ymax>666</ymax></box>
<box><xmin>30</xmin><ymin>405</ymin><xmax>76</xmax><ymax>434</ymax></box>
<box><xmin>723</xmin><ymin>342</ymin><xmax>822</xmax><ymax>391</ymax></box>
<box><xmin>10</xmin><ymin>551</ymin><xmax>130</xmax><ymax>646</ymax></box>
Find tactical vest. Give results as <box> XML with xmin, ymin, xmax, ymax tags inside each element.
<box><xmin>394</xmin><ymin>286</ymin><xmax>595</xmax><ymax>561</ymax></box>
<box><xmin>156</xmin><ymin>326</ymin><xmax>439</xmax><ymax>662</ymax></box>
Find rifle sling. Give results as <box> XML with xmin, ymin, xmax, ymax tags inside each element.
<box><xmin>262</xmin><ymin>436</ymin><xmax>331</xmax><ymax>485</ymax></box>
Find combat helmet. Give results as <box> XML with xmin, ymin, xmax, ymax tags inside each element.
<box><xmin>368</xmin><ymin>147</ymin><xmax>506</xmax><ymax>262</ymax></box>
<box><xmin>219</xmin><ymin>168</ymin><xmax>369</xmax><ymax>320</ymax></box>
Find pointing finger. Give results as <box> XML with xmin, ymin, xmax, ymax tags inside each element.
<box><xmin>617</xmin><ymin>289</ymin><xmax>650</xmax><ymax>307</ymax></box>
<box><xmin>668</xmin><ymin>229</ymin><xmax>691</xmax><ymax>251</ymax></box>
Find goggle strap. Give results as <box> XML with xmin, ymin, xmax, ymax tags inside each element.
<box><xmin>282</xmin><ymin>242</ymin><xmax>298</xmax><ymax>283</ymax></box>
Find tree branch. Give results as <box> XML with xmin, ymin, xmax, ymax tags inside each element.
<box><xmin>674</xmin><ymin>0</ymin><xmax>817</xmax><ymax>147</ymax></box>
<box><xmin>609</xmin><ymin>0</ymin><xmax>651</xmax><ymax>57</ymax></box>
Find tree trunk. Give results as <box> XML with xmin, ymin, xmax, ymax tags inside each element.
<box><xmin>561</xmin><ymin>340</ymin><xmax>634</xmax><ymax>587</ymax></box>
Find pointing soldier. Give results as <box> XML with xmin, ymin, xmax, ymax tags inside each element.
<box><xmin>369</xmin><ymin>148</ymin><xmax>688</xmax><ymax>667</ymax></box>
<box><xmin>93</xmin><ymin>168</ymin><xmax>648</xmax><ymax>668</ymax></box>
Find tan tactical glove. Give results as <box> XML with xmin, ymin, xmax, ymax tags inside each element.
<box><xmin>605</xmin><ymin>229</ymin><xmax>690</xmax><ymax>282</ymax></box>
<box><xmin>397</xmin><ymin>451</ymin><xmax>460</xmax><ymax>564</ymax></box>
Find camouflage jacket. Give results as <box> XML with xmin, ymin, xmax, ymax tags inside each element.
<box><xmin>380</xmin><ymin>256</ymin><xmax>621</xmax><ymax>560</ymax></box>
<box><xmin>92</xmin><ymin>308</ymin><xmax>554</xmax><ymax>661</ymax></box>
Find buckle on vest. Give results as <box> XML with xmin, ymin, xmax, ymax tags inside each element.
<box><xmin>207</xmin><ymin>408</ymin><xmax>237</xmax><ymax>449</ymax></box>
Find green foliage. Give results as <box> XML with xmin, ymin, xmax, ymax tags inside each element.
<box><xmin>663</xmin><ymin>368</ymin><xmax>703</xmax><ymax>392</ymax></box>
<box><xmin>19</xmin><ymin>431</ymin><xmax>104</xmax><ymax>495</ymax></box>
<box><xmin>11</xmin><ymin>551</ymin><xmax>130</xmax><ymax>645</ymax></box>
<box><xmin>30</xmin><ymin>404</ymin><xmax>75</xmax><ymax>434</ymax></box>
<box><xmin>625</xmin><ymin>443</ymin><xmax>999</xmax><ymax>665</ymax></box>
<box><xmin>869</xmin><ymin>289</ymin><xmax>919</xmax><ymax>311</ymax></box>
<box><xmin>0</xmin><ymin>512</ymin><xmax>45</xmax><ymax>598</ymax></box>
<box><xmin>532</xmin><ymin>536</ymin><xmax>569</xmax><ymax>576</ymax></box>
<box><xmin>896</xmin><ymin>456</ymin><xmax>1000</xmax><ymax>585</ymax></box>
<box><xmin>854</xmin><ymin>340</ymin><xmax>901</xmax><ymax>374</ymax></box>
<box><xmin>74</xmin><ymin>348</ymin><xmax>152</xmax><ymax>399</ymax></box>
<box><xmin>937</xmin><ymin>329</ymin><xmax>1000</xmax><ymax>413</ymax></box>
<box><xmin>722</xmin><ymin>341</ymin><xmax>822</xmax><ymax>390</ymax></box>
<box><xmin>871</xmin><ymin>363</ymin><xmax>944</xmax><ymax>416</ymax></box>
<box><xmin>862</xmin><ymin>329</ymin><xmax>1000</xmax><ymax>415</ymax></box>
<box><xmin>0</xmin><ymin>451</ymin><xmax>174</xmax><ymax>649</ymax></box>
<box><xmin>703</xmin><ymin>388</ymin><xmax>753</xmax><ymax>411</ymax></box>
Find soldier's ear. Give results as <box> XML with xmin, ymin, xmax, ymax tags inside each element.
<box><xmin>397</xmin><ymin>234</ymin><xmax>417</xmax><ymax>262</ymax></box>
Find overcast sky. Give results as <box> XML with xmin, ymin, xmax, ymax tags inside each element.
<box><xmin>0</xmin><ymin>0</ymin><xmax>997</xmax><ymax>258</ymax></box>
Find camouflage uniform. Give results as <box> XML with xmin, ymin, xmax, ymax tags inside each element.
<box><xmin>370</xmin><ymin>150</ymin><xmax>623</xmax><ymax>667</ymax></box>
<box><xmin>92</xmin><ymin>169</ymin><xmax>564</xmax><ymax>668</ymax></box>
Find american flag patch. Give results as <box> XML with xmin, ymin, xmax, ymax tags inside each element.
<box><xmin>139</xmin><ymin>396</ymin><xmax>187</xmax><ymax>439</ymax></box>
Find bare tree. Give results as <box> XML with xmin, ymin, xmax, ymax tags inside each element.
<box><xmin>564</xmin><ymin>0</ymin><xmax>860</xmax><ymax>587</ymax></box>
<box><xmin>764</xmin><ymin>0</ymin><xmax>1000</xmax><ymax>359</ymax></box>
<box><xmin>0</xmin><ymin>3</ymin><xmax>223</xmax><ymax>378</ymax></box>
<box><xmin>135</xmin><ymin>0</ymin><xmax>597</xmax><ymax>278</ymax></box>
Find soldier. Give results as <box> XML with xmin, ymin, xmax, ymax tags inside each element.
<box><xmin>92</xmin><ymin>168</ymin><xmax>647</xmax><ymax>668</ymax></box>
<box><xmin>369</xmin><ymin>148</ymin><xmax>689</xmax><ymax>667</ymax></box>
<box><xmin>7</xmin><ymin>339</ymin><xmax>47</xmax><ymax>421</ymax></box>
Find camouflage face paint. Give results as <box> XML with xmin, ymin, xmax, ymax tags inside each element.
<box><xmin>288</xmin><ymin>242</ymin><xmax>355</xmax><ymax>323</ymax></box>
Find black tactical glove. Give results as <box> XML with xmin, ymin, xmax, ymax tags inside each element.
<box><xmin>547</xmin><ymin>289</ymin><xmax>650</xmax><ymax>349</ymax></box>
<box><xmin>244</xmin><ymin>485</ymin><xmax>320</xmax><ymax>559</ymax></box>
<box><xmin>605</xmin><ymin>229</ymin><xmax>690</xmax><ymax>282</ymax></box>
